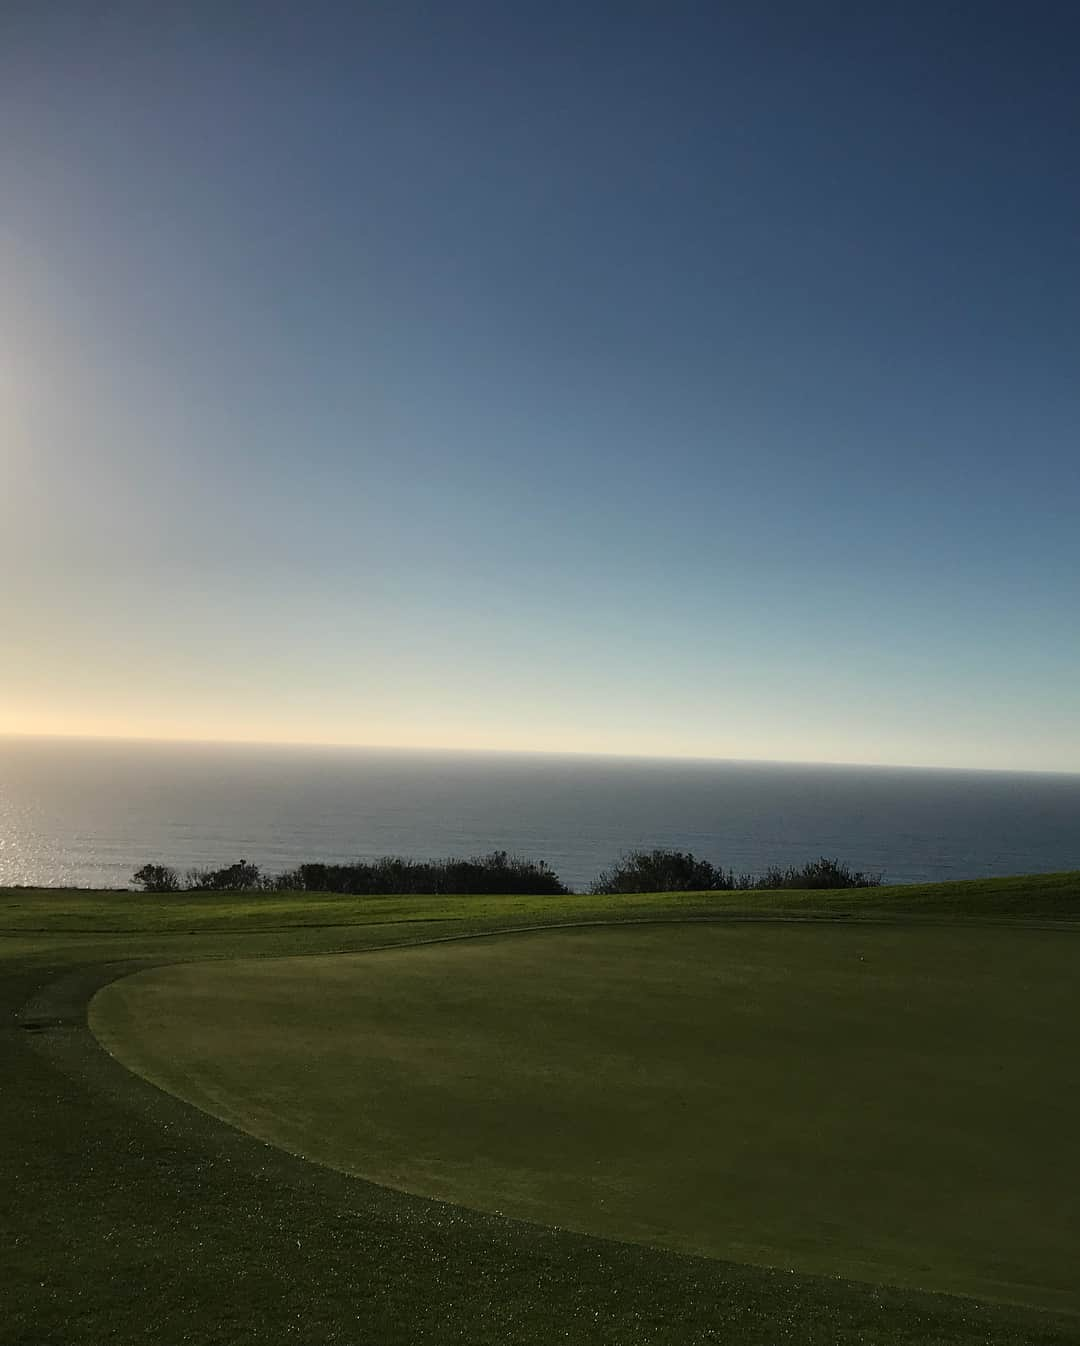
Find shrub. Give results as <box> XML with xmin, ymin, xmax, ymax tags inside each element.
<box><xmin>753</xmin><ymin>857</ymin><xmax>882</xmax><ymax>889</ymax></box>
<box><xmin>590</xmin><ymin>849</ymin><xmax>737</xmax><ymax>895</ymax></box>
<box><xmin>275</xmin><ymin>851</ymin><xmax>568</xmax><ymax>896</ymax></box>
<box><xmin>132</xmin><ymin>852</ymin><xmax>567</xmax><ymax>895</ymax></box>
<box><xmin>131</xmin><ymin>863</ymin><xmax>181</xmax><ymax>893</ymax></box>
<box><xmin>184</xmin><ymin>859</ymin><xmax>263</xmax><ymax>891</ymax></box>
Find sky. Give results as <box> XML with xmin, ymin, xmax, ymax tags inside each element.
<box><xmin>3</xmin><ymin>1</ymin><xmax>1079</xmax><ymax>771</ymax></box>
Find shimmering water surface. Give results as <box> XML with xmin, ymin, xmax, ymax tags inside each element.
<box><xmin>1</xmin><ymin>736</ymin><xmax>1078</xmax><ymax>891</ymax></box>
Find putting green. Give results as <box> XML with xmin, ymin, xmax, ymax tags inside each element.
<box><xmin>90</xmin><ymin>923</ymin><xmax>1080</xmax><ymax>1314</ymax></box>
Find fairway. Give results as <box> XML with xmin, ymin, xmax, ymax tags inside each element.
<box><xmin>90</xmin><ymin>922</ymin><xmax>1080</xmax><ymax>1315</ymax></box>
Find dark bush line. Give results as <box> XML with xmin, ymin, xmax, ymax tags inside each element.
<box><xmin>133</xmin><ymin>849</ymin><xmax>882</xmax><ymax>895</ymax></box>
<box><xmin>187</xmin><ymin>859</ymin><xmax>263</xmax><ymax>892</ymax></box>
<box><xmin>752</xmin><ymin>856</ymin><xmax>882</xmax><ymax>890</ymax></box>
<box><xmin>276</xmin><ymin>852</ymin><xmax>568</xmax><ymax>896</ymax></box>
<box><xmin>589</xmin><ymin>849</ymin><xmax>740</xmax><ymax>894</ymax></box>
<box><xmin>587</xmin><ymin>850</ymin><xmax>881</xmax><ymax>894</ymax></box>
<box><xmin>134</xmin><ymin>851</ymin><xmax>568</xmax><ymax>896</ymax></box>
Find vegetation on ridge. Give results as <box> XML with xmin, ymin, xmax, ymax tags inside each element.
<box><xmin>132</xmin><ymin>849</ymin><xmax>881</xmax><ymax>896</ymax></box>
<box><xmin>588</xmin><ymin>850</ymin><xmax>881</xmax><ymax>894</ymax></box>
<box><xmin>8</xmin><ymin>871</ymin><xmax>1080</xmax><ymax>938</ymax></box>
<box><xmin>136</xmin><ymin>850</ymin><xmax>569</xmax><ymax>895</ymax></box>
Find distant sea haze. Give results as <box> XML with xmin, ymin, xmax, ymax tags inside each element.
<box><xmin>1</xmin><ymin>737</ymin><xmax>1079</xmax><ymax>892</ymax></box>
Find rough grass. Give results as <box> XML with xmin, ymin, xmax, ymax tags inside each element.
<box><xmin>4</xmin><ymin>875</ymin><xmax>1080</xmax><ymax>1345</ymax></box>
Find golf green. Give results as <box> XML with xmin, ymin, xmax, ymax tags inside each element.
<box><xmin>90</xmin><ymin>922</ymin><xmax>1080</xmax><ymax>1315</ymax></box>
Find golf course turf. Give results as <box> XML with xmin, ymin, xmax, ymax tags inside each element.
<box><xmin>91</xmin><ymin>922</ymin><xmax>1080</xmax><ymax>1314</ymax></box>
<box><xmin>5</xmin><ymin>875</ymin><xmax>1080</xmax><ymax>1344</ymax></box>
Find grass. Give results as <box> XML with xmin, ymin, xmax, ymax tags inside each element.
<box><xmin>4</xmin><ymin>874</ymin><xmax>1080</xmax><ymax>1344</ymax></box>
<box><xmin>91</xmin><ymin>923</ymin><xmax>1080</xmax><ymax>1315</ymax></box>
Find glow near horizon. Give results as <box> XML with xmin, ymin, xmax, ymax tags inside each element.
<box><xmin>2</xmin><ymin>5</ymin><xmax>1079</xmax><ymax>774</ymax></box>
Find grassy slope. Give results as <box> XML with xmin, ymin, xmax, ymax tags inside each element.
<box><xmin>4</xmin><ymin>874</ymin><xmax>1080</xmax><ymax>1346</ymax></box>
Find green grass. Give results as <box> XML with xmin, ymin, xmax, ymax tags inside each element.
<box><xmin>91</xmin><ymin>923</ymin><xmax>1080</xmax><ymax>1316</ymax></box>
<box><xmin>4</xmin><ymin>875</ymin><xmax>1080</xmax><ymax>1345</ymax></box>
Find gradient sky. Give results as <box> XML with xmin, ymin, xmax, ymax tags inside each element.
<box><xmin>3</xmin><ymin>2</ymin><xmax>1079</xmax><ymax>770</ymax></box>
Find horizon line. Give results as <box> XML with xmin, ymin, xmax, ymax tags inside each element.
<box><xmin>2</xmin><ymin>730</ymin><xmax>1078</xmax><ymax>779</ymax></box>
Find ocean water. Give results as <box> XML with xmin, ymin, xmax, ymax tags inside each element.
<box><xmin>1</xmin><ymin>736</ymin><xmax>1079</xmax><ymax>892</ymax></box>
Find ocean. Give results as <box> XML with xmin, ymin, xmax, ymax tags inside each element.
<box><xmin>1</xmin><ymin>736</ymin><xmax>1078</xmax><ymax>892</ymax></box>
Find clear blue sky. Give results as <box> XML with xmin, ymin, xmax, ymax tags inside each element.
<box><xmin>3</xmin><ymin>2</ymin><xmax>1078</xmax><ymax>769</ymax></box>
